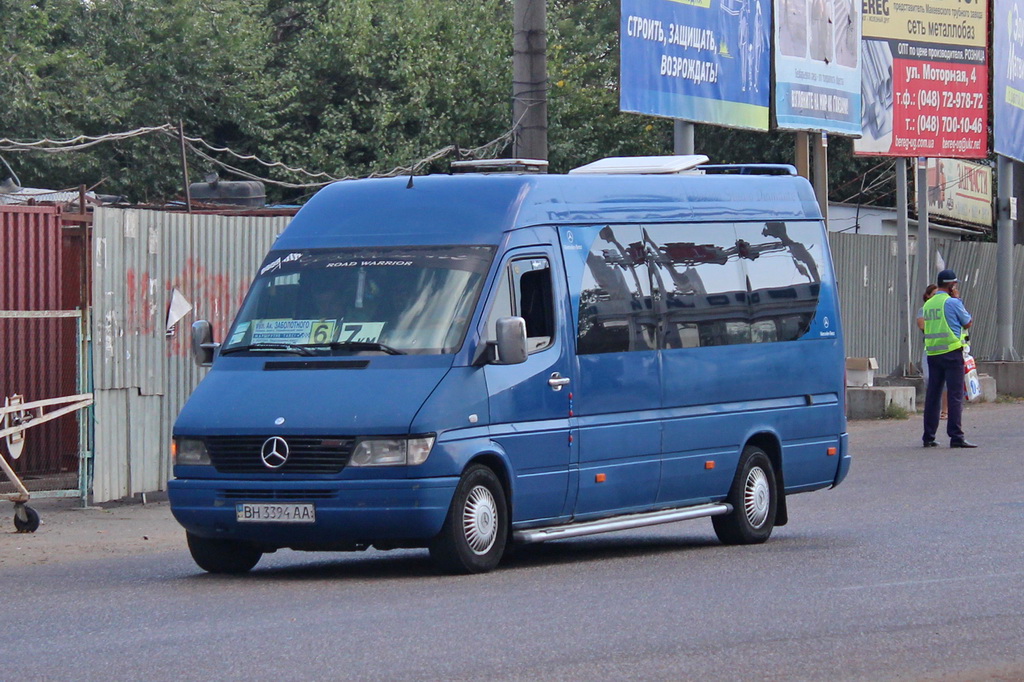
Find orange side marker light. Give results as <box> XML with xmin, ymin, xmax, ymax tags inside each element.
<box><xmin>704</xmin><ymin>461</ymin><xmax>715</xmax><ymax>470</ymax></box>
<box><xmin>827</xmin><ymin>447</ymin><xmax>837</xmax><ymax>456</ymax></box>
<box><xmin>595</xmin><ymin>473</ymin><xmax>606</xmax><ymax>483</ymax></box>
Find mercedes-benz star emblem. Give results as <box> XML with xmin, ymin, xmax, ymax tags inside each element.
<box><xmin>261</xmin><ymin>436</ymin><xmax>289</xmax><ymax>469</ymax></box>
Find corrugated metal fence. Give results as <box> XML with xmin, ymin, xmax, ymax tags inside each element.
<box><xmin>91</xmin><ymin>208</ymin><xmax>289</xmax><ymax>502</ymax></box>
<box><xmin>831</xmin><ymin>231</ymin><xmax>1023</xmax><ymax>374</ymax></box>
<box><xmin>89</xmin><ymin>211</ymin><xmax>1024</xmax><ymax>502</ymax></box>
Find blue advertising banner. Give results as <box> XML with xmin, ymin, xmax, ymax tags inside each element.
<box><xmin>620</xmin><ymin>0</ymin><xmax>770</xmax><ymax>130</ymax></box>
<box><xmin>995</xmin><ymin>0</ymin><xmax>1024</xmax><ymax>162</ymax></box>
<box><xmin>774</xmin><ymin>0</ymin><xmax>862</xmax><ymax>134</ymax></box>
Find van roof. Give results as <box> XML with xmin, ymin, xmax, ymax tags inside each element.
<box><xmin>275</xmin><ymin>171</ymin><xmax>823</xmax><ymax>249</ymax></box>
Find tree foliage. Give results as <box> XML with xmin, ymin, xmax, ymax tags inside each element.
<box><xmin>0</xmin><ymin>0</ymin><xmax>878</xmax><ymax>204</ymax></box>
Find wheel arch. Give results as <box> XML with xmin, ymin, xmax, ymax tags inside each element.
<box><xmin>465</xmin><ymin>451</ymin><xmax>514</xmax><ymax>529</ymax></box>
<box><xmin>743</xmin><ymin>431</ymin><xmax>788</xmax><ymax>527</ymax></box>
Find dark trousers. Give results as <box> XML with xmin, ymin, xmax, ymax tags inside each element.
<box><xmin>923</xmin><ymin>349</ymin><xmax>965</xmax><ymax>443</ymax></box>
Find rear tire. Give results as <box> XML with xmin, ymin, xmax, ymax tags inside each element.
<box><xmin>186</xmin><ymin>532</ymin><xmax>263</xmax><ymax>574</ymax></box>
<box><xmin>713</xmin><ymin>446</ymin><xmax>777</xmax><ymax>545</ymax></box>
<box><xmin>429</xmin><ymin>465</ymin><xmax>508</xmax><ymax>574</ymax></box>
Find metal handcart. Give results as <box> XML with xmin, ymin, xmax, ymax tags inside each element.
<box><xmin>1</xmin><ymin>393</ymin><xmax>93</xmax><ymax>532</ymax></box>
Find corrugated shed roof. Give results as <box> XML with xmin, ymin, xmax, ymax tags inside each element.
<box><xmin>0</xmin><ymin>187</ymin><xmax>98</xmax><ymax>207</ymax></box>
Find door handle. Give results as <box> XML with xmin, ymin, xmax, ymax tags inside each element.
<box><xmin>548</xmin><ymin>372</ymin><xmax>571</xmax><ymax>391</ymax></box>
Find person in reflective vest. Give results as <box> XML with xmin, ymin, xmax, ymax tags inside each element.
<box><xmin>921</xmin><ymin>269</ymin><xmax>975</xmax><ymax>448</ymax></box>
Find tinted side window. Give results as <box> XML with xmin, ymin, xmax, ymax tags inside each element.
<box><xmin>575</xmin><ymin>222</ymin><xmax>823</xmax><ymax>354</ymax></box>
<box><xmin>734</xmin><ymin>221</ymin><xmax>822</xmax><ymax>343</ymax></box>
<box><xmin>643</xmin><ymin>223</ymin><xmax>750</xmax><ymax>349</ymax></box>
<box><xmin>577</xmin><ymin>226</ymin><xmax>657</xmax><ymax>354</ymax></box>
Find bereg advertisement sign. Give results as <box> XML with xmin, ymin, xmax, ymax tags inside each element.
<box><xmin>620</xmin><ymin>0</ymin><xmax>770</xmax><ymax>130</ymax></box>
<box><xmin>855</xmin><ymin>0</ymin><xmax>987</xmax><ymax>158</ymax></box>
<box><xmin>774</xmin><ymin>0</ymin><xmax>863</xmax><ymax>134</ymax></box>
<box><xmin>994</xmin><ymin>0</ymin><xmax>1024</xmax><ymax>162</ymax></box>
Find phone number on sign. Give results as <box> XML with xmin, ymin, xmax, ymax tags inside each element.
<box><xmin>905</xmin><ymin>90</ymin><xmax>984</xmax><ymax>109</ymax></box>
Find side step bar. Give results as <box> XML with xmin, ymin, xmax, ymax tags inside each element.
<box><xmin>512</xmin><ymin>502</ymin><xmax>733</xmax><ymax>545</ymax></box>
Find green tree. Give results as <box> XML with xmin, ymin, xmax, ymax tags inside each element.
<box><xmin>262</xmin><ymin>0</ymin><xmax>512</xmax><ymax>195</ymax></box>
<box><xmin>547</xmin><ymin>0</ymin><xmax>673</xmax><ymax>172</ymax></box>
<box><xmin>0</xmin><ymin>0</ymin><xmax>274</xmax><ymax>202</ymax></box>
<box><xmin>0</xmin><ymin>0</ymin><xmax>884</xmax><ymax>205</ymax></box>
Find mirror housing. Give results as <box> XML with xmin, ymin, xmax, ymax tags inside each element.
<box><xmin>191</xmin><ymin>320</ymin><xmax>220</xmax><ymax>367</ymax></box>
<box><xmin>494</xmin><ymin>316</ymin><xmax>528</xmax><ymax>365</ymax></box>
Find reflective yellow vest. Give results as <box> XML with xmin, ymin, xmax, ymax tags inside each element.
<box><xmin>922</xmin><ymin>292</ymin><xmax>963</xmax><ymax>356</ymax></box>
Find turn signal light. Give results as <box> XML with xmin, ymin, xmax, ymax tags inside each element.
<box><xmin>595</xmin><ymin>473</ymin><xmax>606</xmax><ymax>483</ymax></box>
<box><xmin>827</xmin><ymin>447</ymin><xmax>837</xmax><ymax>456</ymax></box>
<box><xmin>704</xmin><ymin>461</ymin><xmax>715</xmax><ymax>470</ymax></box>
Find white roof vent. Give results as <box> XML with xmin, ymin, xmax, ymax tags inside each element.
<box><xmin>568</xmin><ymin>155</ymin><xmax>710</xmax><ymax>175</ymax></box>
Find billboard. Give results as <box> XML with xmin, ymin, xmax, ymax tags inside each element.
<box><xmin>995</xmin><ymin>0</ymin><xmax>1024</xmax><ymax>162</ymax></box>
<box><xmin>855</xmin><ymin>0</ymin><xmax>987</xmax><ymax>158</ymax></box>
<box><xmin>774</xmin><ymin>0</ymin><xmax>863</xmax><ymax>134</ymax></box>
<box><xmin>917</xmin><ymin>159</ymin><xmax>993</xmax><ymax>227</ymax></box>
<box><xmin>620</xmin><ymin>0</ymin><xmax>770</xmax><ymax>130</ymax></box>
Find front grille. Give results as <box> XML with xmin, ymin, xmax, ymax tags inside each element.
<box><xmin>218</xmin><ymin>489</ymin><xmax>337</xmax><ymax>500</ymax></box>
<box><xmin>206</xmin><ymin>436</ymin><xmax>355</xmax><ymax>474</ymax></box>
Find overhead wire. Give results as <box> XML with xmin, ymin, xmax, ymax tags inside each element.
<box><xmin>0</xmin><ymin>119</ymin><xmax>522</xmax><ymax>191</ymax></box>
<box><xmin>0</xmin><ymin>125</ymin><xmax>176</xmax><ymax>153</ymax></box>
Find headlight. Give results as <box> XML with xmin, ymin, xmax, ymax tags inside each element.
<box><xmin>349</xmin><ymin>436</ymin><xmax>435</xmax><ymax>467</ymax></box>
<box><xmin>174</xmin><ymin>438</ymin><xmax>211</xmax><ymax>466</ymax></box>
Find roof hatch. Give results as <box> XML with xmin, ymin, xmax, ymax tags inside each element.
<box><xmin>568</xmin><ymin>155</ymin><xmax>710</xmax><ymax>175</ymax></box>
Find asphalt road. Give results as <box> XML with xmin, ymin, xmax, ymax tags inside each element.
<box><xmin>2</xmin><ymin>403</ymin><xmax>1022</xmax><ymax>681</ymax></box>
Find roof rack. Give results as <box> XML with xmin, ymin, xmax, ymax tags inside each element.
<box><xmin>568</xmin><ymin>155</ymin><xmax>710</xmax><ymax>175</ymax></box>
<box><xmin>698</xmin><ymin>164</ymin><xmax>798</xmax><ymax>176</ymax></box>
<box><xmin>450</xmin><ymin>158</ymin><xmax>549</xmax><ymax>174</ymax></box>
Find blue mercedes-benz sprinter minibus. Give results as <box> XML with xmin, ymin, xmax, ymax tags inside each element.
<box><xmin>168</xmin><ymin>156</ymin><xmax>850</xmax><ymax>574</ymax></box>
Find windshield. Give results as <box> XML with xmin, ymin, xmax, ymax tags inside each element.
<box><xmin>222</xmin><ymin>245</ymin><xmax>495</xmax><ymax>355</ymax></box>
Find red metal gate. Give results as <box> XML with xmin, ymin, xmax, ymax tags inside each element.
<box><xmin>0</xmin><ymin>206</ymin><xmax>83</xmax><ymax>493</ymax></box>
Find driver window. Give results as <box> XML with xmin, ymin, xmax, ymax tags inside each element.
<box><xmin>485</xmin><ymin>256</ymin><xmax>554</xmax><ymax>353</ymax></box>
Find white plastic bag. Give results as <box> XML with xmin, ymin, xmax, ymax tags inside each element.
<box><xmin>963</xmin><ymin>349</ymin><xmax>982</xmax><ymax>402</ymax></box>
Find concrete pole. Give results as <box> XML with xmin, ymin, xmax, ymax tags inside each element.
<box><xmin>512</xmin><ymin>0</ymin><xmax>547</xmax><ymax>160</ymax></box>
<box><xmin>895</xmin><ymin>158</ymin><xmax>913</xmax><ymax>374</ymax></box>
<box><xmin>915</xmin><ymin>157</ymin><xmax>930</xmax><ymax>297</ymax></box>
<box><xmin>673</xmin><ymin>121</ymin><xmax>695</xmax><ymax>155</ymax></box>
<box><xmin>996</xmin><ymin>154</ymin><xmax>1020</xmax><ymax>360</ymax></box>
<box><xmin>812</xmin><ymin>132</ymin><xmax>828</xmax><ymax>225</ymax></box>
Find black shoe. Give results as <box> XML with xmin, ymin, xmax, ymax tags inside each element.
<box><xmin>923</xmin><ymin>440</ymin><xmax>938</xmax><ymax>448</ymax></box>
<box><xmin>950</xmin><ymin>440</ymin><xmax>978</xmax><ymax>448</ymax></box>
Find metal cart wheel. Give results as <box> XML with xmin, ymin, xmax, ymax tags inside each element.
<box><xmin>13</xmin><ymin>504</ymin><xmax>40</xmax><ymax>533</ymax></box>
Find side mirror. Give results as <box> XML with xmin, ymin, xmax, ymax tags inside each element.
<box><xmin>191</xmin><ymin>320</ymin><xmax>220</xmax><ymax>367</ymax></box>
<box><xmin>495</xmin><ymin>316</ymin><xmax>528</xmax><ymax>365</ymax></box>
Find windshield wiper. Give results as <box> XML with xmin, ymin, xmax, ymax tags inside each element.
<box><xmin>303</xmin><ymin>341</ymin><xmax>406</xmax><ymax>355</ymax></box>
<box><xmin>220</xmin><ymin>343</ymin><xmax>315</xmax><ymax>356</ymax></box>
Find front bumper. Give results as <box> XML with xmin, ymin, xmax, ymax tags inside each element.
<box><xmin>168</xmin><ymin>477</ymin><xmax>458</xmax><ymax>549</ymax></box>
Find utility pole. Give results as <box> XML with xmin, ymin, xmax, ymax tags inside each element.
<box><xmin>513</xmin><ymin>0</ymin><xmax>547</xmax><ymax>160</ymax></box>
<box><xmin>895</xmin><ymin>158</ymin><xmax>912</xmax><ymax>374</ymax></box>
<box><xmin>996</xmin><ymin>155</ymin><xmax>1020</xmax><ymax>360</ymax></box>
<box><xmin>915</xmin><ymin>157</ymin><xmax>930</xmax><ymax>297</ymax></box>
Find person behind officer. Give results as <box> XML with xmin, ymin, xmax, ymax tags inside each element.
<box><xmin>921</xmin><ymin>269</ymin><xmax>975</xmax><ymax>448</ymax></box>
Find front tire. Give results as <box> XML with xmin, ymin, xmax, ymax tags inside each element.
<box><xmin>186</xmin><ymin>532</ymin><xmax>263</xmax><ymax>574</ymax></box>
<box><xmin>429</xmin><ymin>464</ymin><xmax>508</xmax><ymax>574</ymax></box>
<box><xmin>713</xmin><ymin>446</ymin><xmax>778</xmax><ymax>545</ymax></box>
